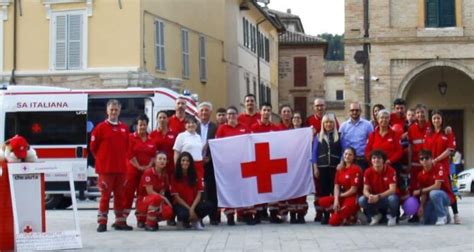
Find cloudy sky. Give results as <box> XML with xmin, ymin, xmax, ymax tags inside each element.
<box><xmin>267</xmin><ymin>0</ymin><xmax>345</xmax><ymax>36</ymax></box>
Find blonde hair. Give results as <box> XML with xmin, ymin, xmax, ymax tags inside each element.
<box><xmin>318</xmin><ymin>113</ymin><xmax>339</xmax><ymax>142</ymax></box>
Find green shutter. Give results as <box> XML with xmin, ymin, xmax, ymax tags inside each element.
<box><xmin>426</xmin><ymin>0</ymin><xmax>439</xmax><ymax>27</ymax></box>
<box><xmin>440</xmin><ymin>0</ymin><xmax>455</xmax><ymax>27</ymax></box>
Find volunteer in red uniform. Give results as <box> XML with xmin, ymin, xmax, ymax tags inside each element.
<box><xmin>173</xmin><ymin>116</ymin><xmax>204</xmax><ymax>180</ymax></box>
<box><xmin>171</xmin><ymin>152</ymin><xmax>213</xmax><ymax>230</ymax></box>
<box><xmin>123</xmin><ymin>114</ymin><xmax>157</xmax><ymax>225</ymax></box>
<box><xmin>250</xmin><ymin>102</ymin><xmax>283</xmax><ymax>224</ymax></box>
<box><xmin>306</xmin><ymin>98</ymin><xmax>326</xmax><ymax>134</ymax></box>
<box><xmin>423</xmin><ymin>110</ymin><xmax>460</xmax><ymax>224</ymax></box>
<box><xmin>276</xmin><ymin>105</ymin><xmax>293</xmax><ymax>130</ymax></box>
<box><xmin>365</xmin><ymin>109</ymin><xmax>403</xmax><ymax>169</ymax></box>
<box><xmin>412</xmin><ymin>150</ymin><xmax>456</xmax><ymax>225</ymax></box>
<box><xmin>215</xmin><ymin>107</ymin><xmax>228</xmax><ymax>126</ymax></box>
<box><xmin>370</xmin><ymin>104</ymin><xmax>385</xmax><ymax>128</ymax></box>
<box><xmin>237</xmin><ymin>94</ymin><xmax>261</xmax><ymax>128</ymax></box>
<box><xmin>390</xmin><ymin>98</ymin><xmax>407</xmax><ymax>130</ymax></box>
<box><xmin>358</xmin><ymin>150</ymin><xmax>399</xmax><ymax>226</ymax></box>
<box><xmin>408</xmin><ymin>104</ymin><xmax>432</xmax><ymax>192</ymax></box>
<box><xmin>150</xmin><ymin>111</ymin><xmax>177</xmax><ymax>182</ymax></box>
<box><xmin>90</xmin><ymin>99</ymin><xmax>132</xmax><ymax>232</ymax></box>
<box><xmin>317</xmin><ymin>147</ymin><xmax>362</xmax><ymax>226</ymax></box>
<box><xmin>136</xmin><ymin>152</ymin><xmax>173</xmax><ymax>231</ymax></box>
<box><xmin>215</xmin><ymin>106</ymin><xmax>253</xmax><ymax>225</ymax></box>
<box><xmin>168</xmin><ymin>96</ymin><xmax>187</xmax><ymax>133</ymax></box>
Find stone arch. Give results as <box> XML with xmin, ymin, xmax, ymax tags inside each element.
<box><xmin>397</xmin><ymin>60</ymin><xmax>474</xmax><ymax>99</ymax></box>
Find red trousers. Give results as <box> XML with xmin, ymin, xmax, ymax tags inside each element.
<box><xmin>97</xmin><ymin>173</ymin><xmax>126</xmax><ymax>225</ymax></box>
<box><xmin>136</xmin><ymin>194</ymin><xmax>173</xmax><ymax>227</ymax></box>
<box><xmin>123</xmin><ymin>170</ymin><xmax>143</xmax><ymax>218</ymax></box>
<box><xmin>318</xmin><ymin>196</ymin><xmax>359</xmax><ymax>226</ymax></box>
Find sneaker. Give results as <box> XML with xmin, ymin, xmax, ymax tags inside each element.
<box><xmin>290</xmin><ymin>213</ymin><xmax>297</xmax><ymax>224</ymax></box>
<box><xmin>96</xmin><ymin>224</ymin><xmax>107</xmax><ymax>232</ymax></box>
<box><xmin>453</xmin><ymin>214</ymin><xmax>461</xmax><ymax>224</ymax></box>
<box><xmin>297</xmin><ymin>213</ymin><xmax>306</xmax><ymax>224</ymax></box>
<box><xmin>357</xmin><ymin>211</ymin><xmax>368</xmax><ymax>225</ymax></box>
<box><xmin>227</xmin><ymin>214</ymin><xmax>235</xmax><ymax>226</ymax></box>
<box><xmin>243</xmin><ymin>214</ymin><xmax>256</xmax><ymax>226</ymax></box>
<box><xmin>193</xmin><ymin>221</ymin><xmax>204</xmax><ymax>230</ymax></box>
<box><xmin>114</xmin><ymin>223</ymin><xmax>133</xmax><ymax>231</ymax></box>
<box><xmin>144</xmin><ymin>225</ymin><xmax>158</xmax><ymax>231</ymax></box>
<box><xmin>387</xmin><ymin>215</ymin><xmax>397</xmax><ymax>226</ymax></box>
<box><xmin>435</xmin><ymin>216</ymin><xmax>447</xmax><ymax>225</ymax></box>
<box><xmin>137</xmin><ymin>222</ymin><xmax>145</xmax><ymax>229</ymax></box>
<box><xmin>167</xmin><ymin>219</ymin><xmax>177</xmax><ymax>226</ymax></box>
<box><xmin>369</xmin><ymin>214</ymin><xmax>383</xmax><ymax>226</ymax></box>
<box><xmin>446</xmin><ymin>207</ymin><xmax>452</xmax><ymax>224</ymax></box>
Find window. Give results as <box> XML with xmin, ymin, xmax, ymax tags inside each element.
<box><xmin>293</xmin><ymin>57</ymin><xmax>307</xmax><ymax>87</ymax></box>
<box><xmin>264</xmin><ymin>37</ymin><xmax>270</xmax><ymax>62</ymax></box>
<box><xmin>155</xmin><ymin>19</ymin><xmax>165</xmax><ymax>71</ymax></box>
<box><xmin>52</xmin><ymin>11</ymin><xmax>85</xmax><ymax>70</ymax></box>
<box><xmin>243</xmin><ymin>18</ymin><xmax>249</xmax><ymax>48</ymax></box>
<box><xmin>336</xmin><ymin>90</ymin><xmax>344</xmax><ymax>101</ymax></box>
<box><xmin>199</xmin><ymin>35</ymin><xmax>207</xmax><ymax>82</ymax></box>
<box><xmin>5</xmin><ymin>112</ymin><xmax>87</xmax><ymax>145</ymax></box>
<box><xmin>250</xmin><ymin>25</ymin><xmax>256</xmax><ymax>53</ymax></box>
<box><xmin>245</xmin><ymin>73</ymin><xmax>250</xmax><ymax>94</ymax></box>
<box><xmin>181</xmin><ymin>29</ymin><xmax>189</xmax><ymax>79</ymax></box>
<box><xmin>426</xmin><ymin>0</ymin><xmax>455</xmax><ymax>27</ymax></box>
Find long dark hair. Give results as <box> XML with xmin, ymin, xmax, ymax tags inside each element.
<box><xmin>174</xmin><ymin>152</ymin><xmax>197</xmax><ymax>186</ymax></box>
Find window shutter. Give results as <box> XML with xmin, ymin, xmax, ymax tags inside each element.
<box><xmin>264</xmin><ymin>38</ymin><xmax>270</xmax><ymax>62</ymax></box>
<box><xmin>426</xmin><ymin>0</ymin><xmax>439</xmax><ymax>27</ymax></box>
<box><xmin>243</xmin><ymin>18</ymin><xmax>247</xmax><ymax>47</ymax></box>
<box><xmin>155</xmin><ymin>20</ymin><xmax>165</xmax><ymax>71</ymax></box>
<box><xmin>199</xmin><ymin>35</ymin><xmax>206</xmax><ymax>81</ymax></box>
<box><xmin>67</xmin><ymin>14</ymin><xmax>82</xmax><ymax>69</ymax></box>
<box><xmin>55</xmin><ymin>15</ymin><xmax>67</xmax><ymax>70</ymax></box>
<box><xmin>182</xmin><ymin>29</ymin><xmax>189</xmax><ymax>78</ymax></box>
<box><xmin>294</xmin><ymin>57</ymin><xmax>307</xmax><ymax>87</ymax></box>
<box><xmin>440</xmin><ymin>0</ymin><xmax>455</xmax><ymax>27</ymax></box>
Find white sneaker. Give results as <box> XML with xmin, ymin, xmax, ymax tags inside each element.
<box><xmin>369</xmin><ymin>213</ymin><xmax>383</xmax><ymax>226</ymax></box>
<box><xmin>192</xmin><ymin>221</ymin><xmax>204</xmax><ymax>230</ymax></box>
<box><xmin>435</xmin><ymin>216</ymin><xmax>447</xmax><ymax>225</ymax></box>
<box><xmin>387</xmin><ymin>215</ymin><xmax>397</xmax><ymax>226</ymax></box>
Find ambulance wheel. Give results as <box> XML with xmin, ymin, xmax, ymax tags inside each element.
<box><xmin>57</xmin><ymin>197</ymin><xmax>72</xmax><ymax>209</ymax></box>
<box><xmin>45</xmin><ymin>194</ymin><xmax>64</xmax><ymax>209</ymax></box>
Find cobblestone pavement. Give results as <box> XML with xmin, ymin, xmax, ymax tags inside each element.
<box><xmin>46</xmin><ymin>195</ymin><xmax>474</xmax><ymax>251</ymax></box>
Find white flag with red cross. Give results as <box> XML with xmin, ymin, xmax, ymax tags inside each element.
<box><xmin>209</xmin><ymin>127</ymin><xmax>314</xmax><ymax>208</ymax></box>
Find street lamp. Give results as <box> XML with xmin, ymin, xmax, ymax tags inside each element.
<box><xmin>438</xmin><ymin>67</ymin><xmax>448</xmax><ymax>96</ymax></box>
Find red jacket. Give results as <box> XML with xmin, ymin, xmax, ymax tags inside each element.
<box><xmin>365</xmin><ymin>127</ymin><xmax>403</xmax><ymax>164</ymax></box>
<box><xmin>90</xmin><ymin>120</ymin><xmax>129</xmax><ymax>174</ymax></box>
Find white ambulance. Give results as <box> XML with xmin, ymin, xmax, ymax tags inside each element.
<box><xmin>0</xmin><ymin>85</ymin><xmax>197</xmax><ymax>209</ymax></box>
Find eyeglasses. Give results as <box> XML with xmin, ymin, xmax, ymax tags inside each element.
<box><xmin>419</xmin><ymin>157</ymin><xmax>430</xmax><ymax>161</ymax></box>
<box><xmin>350</xmin><ymin>109</ymin><xmax>360</xmax><ymax>112</ymax></box>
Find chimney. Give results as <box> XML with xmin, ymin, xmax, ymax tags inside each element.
<box><xmin>287</xmin><ymin>8</ymin><xmax>291</xmax><ymax>14</ymax></box>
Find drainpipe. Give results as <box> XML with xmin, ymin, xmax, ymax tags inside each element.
<box><xmin>10</xmin><ymin>0</ymin><xmax>18</xmax><ymax>85</ymax></box>
<box><xmin>363</xmin><ymin>0</ymin><xmax>371</xmax><ymax>119</ymax></box>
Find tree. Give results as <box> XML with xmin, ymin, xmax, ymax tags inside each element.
<box><xmin>319</xmin><ymin>33</ymin><xmax>344</xmax><ymax>61</ymax></box>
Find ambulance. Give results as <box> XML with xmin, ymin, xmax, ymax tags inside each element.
<box><xmin>0</xmin><ymin>85</ymin><xmax>198</xmax><ymax>209</ymax></box>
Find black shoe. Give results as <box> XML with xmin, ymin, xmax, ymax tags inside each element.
<box><xmin>137</xmin><ymin>222</ymin><xmax>145</xmax><ymax>229</ymax></box>
<box><xmin>210</xmin><ymin>219</ymin><xmax>219</xmax><ymax>226</ymax></box>
<box><xmin>243</xmin><ymin>214</ymin><xmax>256</xmax><ymax>226</ymax></box>
<box><xmin>167</xmin><ymin>219</ymin><xmax>177</xmax><ymax>226</ymax></box>
<box><xmin>321</xmin><ymin>212</ymin><xmax>330</xmax><ymax>225</ymax></box>
<box><xmin>297</xmin><ymin>213</ymin><xmax>306</xmax><ymax>224</ymax></box>
<box><xmin>408</xmin><ymin>215</ymin><xmax>420</xmax><ymax>223</ymax></box>
<box><xmin>183</xmin><ymin>222</ymin><xmax>192</xmax><ymax>229</ymax></box>
<box><xmin>254</xmin><ymin>214</ymin><xmax>261</xmax><ymax>224</ymax></box>
<box><xmin>269</xmin><ymin>210</ymin><xmax>283</xmax><ymax>224</ymax></box>
<box><xmin>227</xmin><ymin>214</ymin><xmax>236</xmax><ymax>226</ymax></box>
<box><xmin>114</xmin><ymin>223</ymin><xmax>133</xmax><ymax>231</ymax></box>
<box><xmin>258</xmin><ymin>210</ymin><xmax>270</xmax><ymax>221</ymax></box>
<box><xmin>145</xmin><ymin>225</ymin><xmax>158</xmax><ymax>232</ymax></box>
<box><xmin>314</xmin><ymin>211</ymin><xmax>323</xmax><ymax>222</ymax></box>
<box><xmin>290</xmin><ymin>213</ymin><xmax>297</xmax><ymax>224</ymax></box>
<box><xmin>97</xmin><ymin>224</ymin><xmax>107</xmax><ymax>232</ymax></box>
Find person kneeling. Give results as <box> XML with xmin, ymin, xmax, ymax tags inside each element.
<box><xmin>359</xmin><ymin>150</ymin><xmax>399</xmax><ymax>226</ymax></box>
<box><xmin>317</xmin><ymin>147</ymin><xmax>362</xmax><ymax>226</ymax></box>
<box><xmin>171</xmin><ymin>152</ymin><xmax>213</xmax><ymax>230</ymax></box>
<box><xmin>136</xmin><ymin>152</ymin><xmax>174</xmax><ymax>231</ymax></box>
<box><xmin>412</xmin><ymin>150</ymin><xmax>456</xmax><ymax>225</ymax></box>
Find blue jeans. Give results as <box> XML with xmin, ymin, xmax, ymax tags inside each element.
<box><xmin>358</xmin><ymin>194</ymin><xmax>399</xmax><ymax>218</ymax></box>
<box><xmin>422</xmin><ymin>190</ymin><xmax>450</xmax><ymax>225</ymax></box>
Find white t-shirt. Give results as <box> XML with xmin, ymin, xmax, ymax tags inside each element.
<box><xmin>173</xmin><ymin>131</ymin><xmax>204</xmax><ymax>161</ymax></box>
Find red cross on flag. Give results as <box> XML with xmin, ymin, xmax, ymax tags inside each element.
<box><xmin>209</xmin><ymin>127</ymin><xmax>314</xmax><ymax>208</ymax></box>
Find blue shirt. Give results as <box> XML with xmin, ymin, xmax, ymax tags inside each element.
<box><xmin>339</xmin><ymin>118</ymin><xmax>373</xmax><ymax>156</ymax></box>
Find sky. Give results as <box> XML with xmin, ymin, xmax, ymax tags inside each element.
<box><xmin>266</xmin><ymin>0</ymin><xmax>345</xmax><ymax>36</ymax></box>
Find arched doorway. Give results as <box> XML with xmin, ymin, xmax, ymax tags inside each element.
<box><xmin>398</xmin><ymin>61</ymin><xmax>474</xmax><ymax>168</ymax></box>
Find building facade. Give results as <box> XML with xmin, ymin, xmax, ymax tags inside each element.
<box><xmin>0</xmin><ymin>0</ymin><xmax>227</xmax><ymax>109</ymax></box>
<box><xmin>345</xmin><ymin>0</ymin><xmax>474</xmax><ymax>167</ymax></box>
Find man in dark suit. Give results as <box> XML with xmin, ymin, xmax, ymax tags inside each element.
<box><xmin>196</xmin><ymin>101</ymin><xmax>219</xmax><ymax>225</ymax></box>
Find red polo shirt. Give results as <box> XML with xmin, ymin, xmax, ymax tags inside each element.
<box><xmin>128</xmin><ymin>133</ymin><xmax>157</xmax><ymax>166</ymax></box>
<box><xmin>390</xmin><ymin>113</ymin><xmax>406</xmax><ymax>131</ymax></box>
<box><xmin>335</xmin><ymin>164</ymin><xmax>362</xmax><ymax>193</ymax></box>
<box><xmin>137</xmin><ymin>168</ymin><xmax>169</xmax><ymax>198</ymax></box>
<box><xmin>276</xmin><ymin>122</ymin><xmax>292</xmax><ymax>130</ymax></box>
<box><xmin>150</xmin><ymin>129</ymin><xmax>177</xmax><ymax>174</ymax></box>
<box><xmin>363</xmin><ymin>165</ymin><xmax>397</xmax><ymax>195</ymax></box>
<box><xmin>90</xmin><ymin>120</ymin><xmax>129</xmax><ymax>174</ymax></box>
<box><xmin>169</xmin><ymin>114</ymin><xmax>186</xmax><ymax>133</ymax></box>
<box><xmin>416</xmin><ymin>163</ymin><xmax>455</xmax><ymax>204</ymax></box>
<box><xmin>306</xmin><ymin>114</ymin><xmax>323</xmax><ymax>133</ymax></box>
<box><xmin>170</xmin><ymin>176</ymin><xmax>204</xmax><ymax>206</ymax></box>
<box><xmin>216</xmin><ymin>123</ymin><xmax>250</xmax><ymax>138</ymax></box>
<box><xmin>250</xmin><ymin>121</ymin><xmax>278</xmax><ymax>133</ymax></box>
<box><xmin>408</xmin><ymin>121</ymin><xmax>432</xmax><ymax>164</ymax></box>
<box><xmin>365</xmin><ymin>127</ymin><xmax>403</xmax><ymax>164</ymax></box>
<box><xmin>238</xmin><ymin>112</ymin><xmax>261</xmax><ymax>128</ymax></box>
<box><xmin>423</xmin><ymin>130</ymin><xmax>455</xmax><ymax>172</ymax></box>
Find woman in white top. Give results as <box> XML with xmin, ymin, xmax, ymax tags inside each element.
<box><xmin>173</xmin><ymin>116</ymin><xmax>205</xmax><ymax>180</ymax></box>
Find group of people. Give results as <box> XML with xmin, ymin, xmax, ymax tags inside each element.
<box><xmin>90</xmin><ymin>94</ymin><xmax>461</xmax><ymax>232</ymax></box>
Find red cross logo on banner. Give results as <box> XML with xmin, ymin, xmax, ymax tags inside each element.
<box><xmin>23</xmin><ymin>225</ymin><xmax>33</xmax><ymax>233</ymax></box>
<box><xmin>240</xmin><ymin>142</ymin><xmax>288</xmax><ymax>194</ymax></box>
